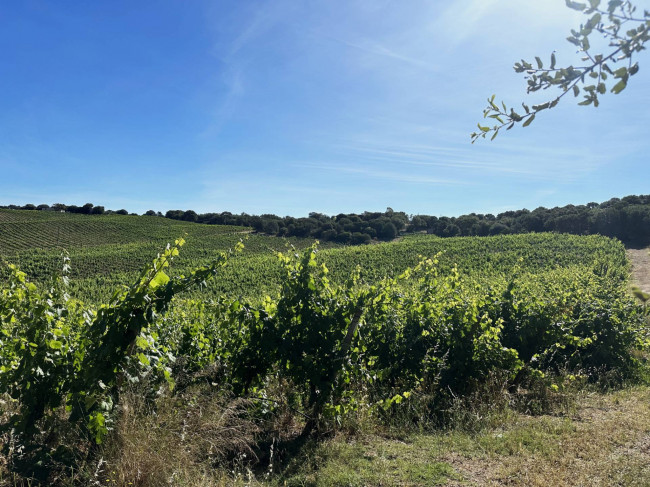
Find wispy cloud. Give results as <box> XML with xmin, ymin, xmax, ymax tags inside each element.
<box><xmin>301</xmin><ymin>127</ymin><xmax>618</xmax><ymax>184</ymax></box>
<box><xmin>292</xmin><ymin>161</ymin><xmax>467</xmax><ymax>186</ymax></box>
<box><xmin>202</xmin><ymin>1</ymin><xmax>299</xmax><ymax>139</ymax></box>
<box><xmin>228</xmin><ymin>11</ymin><xmax>270</xmax><ymax>58</ymax></box>
<box><xmin>433</xmin><ymin>0</ymin><xmax>584</xmax><ymax>50</ymax></box>
<box><xmin>432</xmin><ymin>0</ymin><xmax>500</xmax><ymax>47</ymax></box>
<box><xmin>210</xmin><ymin>0</ymin><xmax>296</xmax><ymax>61</ymax></box>
<box><xmin>197</xmin><ymin>67</ymin><xmax>245</xmax><ymax>138</ymax></box>
<box><xmin>336</xmin><ymin>144</ymin><xmax>519</xmax><ymax>172</ymax></box>
<box><xmin>328</xmin><ymin>36</ymin><xmax>439</xmax><ymax>72</ymax></box>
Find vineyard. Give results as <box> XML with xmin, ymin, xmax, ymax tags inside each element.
<box><xmin>0</xmin><ymin>209</ymin><xmax>340</xmax><ymax>300</ymax></box>
<box><xmin>0</xmin><ymin>208</ymin><xmax>629</xmax><ymax>301</ymax></box>
<box><xmin>0</xmin><ymin>210</ymin><xmax>648</xmax><ymax>485</ymax></box>
<box><xmin>0</xmin><ymin>209</ymin><xmax>251</xmax><ymax>252</ymax></box>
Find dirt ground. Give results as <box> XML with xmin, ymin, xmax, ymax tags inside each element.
<box><xmin>627</xmin><ymin>248</ymin><xmax>650</xmax><ymax>291</ymax></box>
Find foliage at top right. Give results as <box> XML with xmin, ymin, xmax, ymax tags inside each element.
<box><xmin>472</xmin><ymin>0</ymin><xmax>649</xmax><ymax>142</ymax></box>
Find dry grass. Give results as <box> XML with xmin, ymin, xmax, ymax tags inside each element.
<box><xmin>441</xmin><ymin>386</ymin><xmax>650</xmax><ymax>486</ymax></box>
<box><xmin>0</xmin><ymin>395</ymin><xmax>90</xmax><ymax>487</ymax></box>
<box><xmin>3</xmin><ymin>386</ymin><xmax>649</xmax><ymax>486</ymax></box>
<box><xmin>628</xmin><ymin>248</ymin><xmax>650</xmax><ymax>294</ymax></box>
<box><xmin>86</xmin><ymin>386</ymin><xmax>262</xmax><ymax>487</ymax></box>
<box><xmin>276</xmin><ymin>386</ymin><xmax>650</xmax><ymax>487</ymax></box>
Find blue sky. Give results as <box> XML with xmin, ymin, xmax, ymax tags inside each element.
<box><xmin>1</xmin><ymin>0</ymin><xmax>649</xmax><ymax>217</ymax></box>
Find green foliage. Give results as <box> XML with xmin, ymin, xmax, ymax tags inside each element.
<box><xmin>243</xmin><ymin>245</ymin><xmax>368</xmax><ymax>431</ymax></box>
<box><xmin>0</xmin><ymin>208</ymin><xmax>337</xmax><ymax>302</ymax></box>
<box><xmin>150</xmin><ymin>235</ymin><xmax>646</xmax><ymax>430</ymax></box>
<box><xmin>1</xmin><ymin>229</ymin><xmax>648</xmax><ymax>479</ymax></box>
<box><xmin>0</xmin><ymin>254</ymin><xmax>80</xmax><ymax>437</ymax></box>
<box><xmin>0</xmin><ymin>238</ymin><xmax>239</xmax><ymax>448</ymax></box>
<box><xmin>472</xmin><ymin>0</ymin><xmax>649</xmax><ymax>141</ymax></box>
<box><xmin>359</xmin><ymin>255</ymin><xmax>523</xmax><ymax>413</ymax></box>
<box><xmin>0</xmin><ymin>208</ymin><xmax>247</xmax><ymax>254</ymax></box>
<box><xmin>8</xmin><ymin>198</ymin><xmax>650</xmax><ymax>299</ymax></box>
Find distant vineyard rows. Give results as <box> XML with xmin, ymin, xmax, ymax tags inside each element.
<box><xmin>1</xmin><ymin>218</ymin><xmax>647</xmax><ymax>477</ymax></box>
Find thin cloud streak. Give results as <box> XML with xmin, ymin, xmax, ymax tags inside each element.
<box><xmin>328</xmin><ymin>36</ymin><xmax>439</xmax><ymax>72</ymax></box>
<box><xmin>326</xmin><ymin>140</ymin><xmax>607</xmax><ymax>181</ymax></box>
<box><xmin>198</xmin><ymin>68</ymin><xmax>245</xmax><ymax>138</ymax></box>
<box><xmin>432</xmin><ymin>0</ymin><xmax>499</xmax><ymax>47</ymax></box>
<box><xmin>293</xmin><ymin>162</ymin><xmax>468</xmax><ymax>186</ymax></box>
<box><xmin>213</xmin><ymin>0</ymin><xmax>296</xmax><ymax>61</ymax></box>
<box><xmin>337</xmin><ymin>145</ymin><xmax>523</xmax><ymax>170</ymax></box>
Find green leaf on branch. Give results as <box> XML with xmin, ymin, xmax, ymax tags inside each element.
<box><xmin>473</xmin><ymin>0</ymin><xmax>647</xmax><ymax>141</ymax></box>
<box><xmin>611</xmin><ymin>79</ymin><xmax>627</xmax><ymax>94</ymax></box>
<box><xmin>533</xmin><ymin>102</ymin><xmax>549</xmax><ymax>111</ymax></box>
<box><xmin>608</xmin><ymin>1</ymin><xmax>623</xmax><ymax>14</ymax></box>
<box><xmin>149</xmin><ymin>271</ymin><xmax>170</xmax><ymax>290</ymax></box>
<box><xmin>587</xmin><ymin>13</ymin><xmax>602</xmax><ymax>29</ymax></box>
<box><xmin>522</xmin><ymin>114</ymin><xmax>536</xmax><ymax>127</ymax></box>
<box><xmin>565</xmin><ymin>0</ymin><xmax>587</xmax><ymax>11</ymax></box>
<box><xmin>88</xmin><ymin>412</ymin><xmax>108</xmax><ymax>444</ymax></box>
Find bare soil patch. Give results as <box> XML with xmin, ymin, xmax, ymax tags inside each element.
<box><xmin>627</xmin><ymin>247</ymin><xmax>650</xmax><ymax>292</ymax></box>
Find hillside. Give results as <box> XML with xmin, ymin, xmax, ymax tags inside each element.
<box><xmin>158</xmin><ymin>193</ymin><xmax>650</xmax><ymax>246</ymax></box>
<box><xmin>0</xmin><ymin>209</ymin><xmax>248</xmax><ymax>253</ymax></box>
<box><xmin>7</xmin><ymin>193</ymin><xmax>650</xmax><ymax>247</ymax></box>
<box><xmin>0</xmin><ymin>210</ymin><xmax>648</xmax><ymax>486</ymax></box>
<box><xmin>0</xmin><ymin>209</ymin><xmax>627</xmax><ymax>302</ymax></box>
<box><xmin>0</xmin><ymin>209</ymin><xmax>331</xmax><ymax>299</ymax></box>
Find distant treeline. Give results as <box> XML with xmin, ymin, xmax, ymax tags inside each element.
<box><xmin>4</xmin><ymin>194</ymin><xmax>650</xmax><ymax>245</ymax></box>
<box><xmin>165</xmin><ymin>208</ymin><xmax>408</xmax><ymax>244</ymax></box>
<box><xmin>164</xmin><ymin>195</ymin><xmax>650</xmax><ymax>246</ymax></box>
<box><xmin>0</xmin><ymin>202</ymin><xmax>139</xmax><ymax>216</ymax></box>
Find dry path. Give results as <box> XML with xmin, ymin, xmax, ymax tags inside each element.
<box><xmin>627</xmin><ymin>247</ymin><xmax>650</xmax><ymax>292</ymax></box>
<box><xmin>442</xmin><ymin>388</ymin><xmax>650</xmax><ymax>486</ymax></box>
